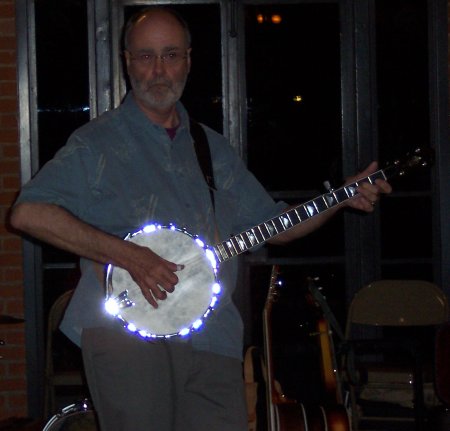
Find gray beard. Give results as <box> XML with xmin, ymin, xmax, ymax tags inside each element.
<box><xmin>131</xmin><ymin>77</ymin><xmax>187</xmax><ymax>112</ymax></box>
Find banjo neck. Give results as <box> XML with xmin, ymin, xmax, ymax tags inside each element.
<box><xmin>212</xmin><ymin>169</ymin><xmax>387</xmax><ymax>263</ymax></box>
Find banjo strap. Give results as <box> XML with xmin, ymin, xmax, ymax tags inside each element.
<box><xmin>190</xmin><ymin>118</ymin><xmax>216</xmax><ymax>211</ymax></box>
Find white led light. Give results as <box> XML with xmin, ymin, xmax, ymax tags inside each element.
<box><xmin>210</xmin><ymin>296</ymin><xmax>218</xmax><ymax>308</ymax></box>
<box><xmin>205</xmin><ymin>249</ymin><xmax>217</xmax><ymax>269</ymax></box>
<box><xmin>104</xmin><ymin>298</ymin><xmax>119</xmax><ymax>316</ymax></box>
<box><xmin>193</xmin><ymin>319</ymin><xmax>203</xmax><ymax>329</ymax></box>
<box><xmin>212</xmin><ymin>283</ymin><xmax>221</xmax><ymax>294</ymax></box>
<box><xmin>127</xmin><ymin>323</ymin><xmax>137</xmax><ymax>332</ymax></box>
<box><xmin>195</xmin><ymin>238</ymin><xmax>205</xmax><ymax>248</ymax></box>
<box><xmin>143</xmin><ymin>224</ymin><xmax>157</xmax><ymax>233</ymax></box>
<box><xmin>179</xmin><ymin>327</ymin><xmax>190</xmax><ymax>336</ymax></box>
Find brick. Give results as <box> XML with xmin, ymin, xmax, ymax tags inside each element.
<box><xmin>0</xmin><ymin>285</ymin><xmax>23</xmax><ymax>297</ymax></box>
<box><xmin>0</xmin><ymin>37</ymin><xmax>16</xmax><ymax>51</ymax></box>
<box><xmin>0</xmin><ymin>19</ymin><xmax>16</xmax><ymax>36</ymax></box>
<box><xmin>0</xmin><ymin>4</ymin><xmax>15</xmax><ymax>18</ymax></box>
<box><xmin>0</xmin><ymin>65</ymin><xmax>16</xmax><ymax>80</ymax></box>
<box><xmin>7</xmin><ymin>392</ymin><xmax>28</xmax><ymax>413</ymax></box>
<box><xmin>0</xmin><ymin>254</ymin><xmax>22</xmax><ymax>266</ymax></box>
<box><xmin>0</xmin><ymin>128</ymin><xmax>18</xmax><ymax>142</ymax></box>
<box><xmin>8</xmin><ymin>362</ymin><xmax>26</xmax><ymax>377</ymax></box>
<box><xmin>0</xmin><ymin>190</ymin><xmax>19</xmax><ymax>205</ymax></box>
<box><xmin>1</xmin><ymin>267</ymin><xmax>23</xmax><ymax>282</ymax></box>
<box><xmin>2</xmin><ymin>175</ymin><xmax>20</xmax><ymax>190</ymax></box>
<box><xmin>1</xmin><ymin>143</ymin><xmax>19</xmax><ymax>158</ymax></box>
<box><xmin>0</xmin><ymin>97</ymin><xmax>17</xmax><ymax>112</ymax></box>
<box><xmin>0</xmin><ymin>113</ymin><xmax>18</xmax><ymax>129</ymax></box>
<box><xmin>0</xmin><ymin>377</ymin><xmax>27</xmax><ymax>392</ymax></box>
<box><xmin>1</xmin><ymin>329</ymin><xmax>25</xmax><ymax>345</ymax></box>
<box><xmin>0</xmin><ymin>50</ymin><xmax>15</xmax><ymax>64</ymax></box>
<box><xmin>2</xmin><ymin>236</ymin><xmax>22</xmax><ymax>250</ymax></box>
<box><xmin>0</xmin><ymin>81</ymin><xmax>17</xmax><ymax>97</ymax></box>
<box><xmin>5</xmin><ymin>299</ymin><xmax>24</xmax><ymax>315</ymax></box>
<box><xmin>0</xmin><ymin>160</ymin><xmax>19</xmax><ymax>174</ymax></box>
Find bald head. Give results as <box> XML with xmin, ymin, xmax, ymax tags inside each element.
<box><xmin>122</xmin><ymin>6</ymin><xmax>192</xmax><ymax>126</ymax></box>
<box><xmin>123</xmin><ymin>7</ymin><xmax>191</xmax><ymax>51</ymax></box>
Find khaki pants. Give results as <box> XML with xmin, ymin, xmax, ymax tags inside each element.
<box><xmin>81</xmin><ymin>327</ymin><xmax>247</xmax><ymax>431</ymax></box>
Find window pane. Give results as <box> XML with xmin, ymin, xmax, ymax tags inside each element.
<box><xmin>35</xmin><ymin>0</ymin><xmax>90</xmax><ymax>166</ymax></box>
<box><xmin>245</xmin><ymin>4</ymin><xmax>341</xmax><ymax>191</ymax></box>
<box><xmin>380</xmin><ymin>196</ymin><xmax>432</xmax><ymax>258</ymax></box>
<box><xmin>376</xmin><ymin>0</ymin><xmax>430</xmax><ymax>192</ymax></box>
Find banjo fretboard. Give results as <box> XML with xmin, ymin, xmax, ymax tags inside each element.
<box><xmin>213</xmin><ymin>169</ymin><xmax>387</xmax><ymax>263</ymax></box>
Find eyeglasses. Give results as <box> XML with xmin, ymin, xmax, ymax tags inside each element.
<box><xmin>126</xmin><ymin>51</ymin><xmax>188</xmax><ymax>67</ymax></box>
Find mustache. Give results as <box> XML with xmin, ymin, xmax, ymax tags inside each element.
<box><xmin>146</xmin><ymin>79</ymin><xmax>172</xmax><ymax>89</ymax></box>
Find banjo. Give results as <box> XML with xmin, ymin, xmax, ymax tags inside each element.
<box><xmin>104</xmin><ymin>147</ymin><xmax>432</xmax><ymax>340</ymax></box>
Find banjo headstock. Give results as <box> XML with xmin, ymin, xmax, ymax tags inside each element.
<box><xmin>383</xmin><ymin>147</ymin><xmax>434</xmax><ymax>180</ymax></box>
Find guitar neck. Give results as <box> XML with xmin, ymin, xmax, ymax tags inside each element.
<box><xmin>263</xmin><ymin>266</ymin><xmax>276</xmax><ymax>401</ymax></box>
<box><xmin>213</xmin><ymin>169</ymin><xmax>387</xmax><ymax>263</ymax></box>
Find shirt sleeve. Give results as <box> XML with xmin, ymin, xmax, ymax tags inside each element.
<box><xmin>14</xmin><ymin>133</ymin><xmax>95</xmax><ymax>219</ymax></box>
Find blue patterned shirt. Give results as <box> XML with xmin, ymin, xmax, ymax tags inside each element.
<box><xmin>16</xmin><ymin>93</ymin><xmax>286</xmax><ymax>359</ymax></box>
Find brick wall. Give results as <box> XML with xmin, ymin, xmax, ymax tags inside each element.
<box><xmin>0</xmin><ymin>0</ymin><xmax>27</xmax><ymax>420</ymax></box>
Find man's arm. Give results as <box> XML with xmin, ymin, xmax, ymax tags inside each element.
<box><xmin>10</xmin><ymin>202</ymin><xmax>181</xmax><ymax>307</ymax></box>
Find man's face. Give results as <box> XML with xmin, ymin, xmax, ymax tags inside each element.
<box><xmin>124</xmin><ymin>12</ymin><xmax>191</xmax><ymax>114</ymax></box>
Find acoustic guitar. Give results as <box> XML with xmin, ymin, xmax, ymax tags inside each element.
<box><xmin>264</xmin><ymin>266</ymin><xmax>351</xmax><ymax>431</ymax></box>
<box><xmin>305</xmin><ymin>276</ymin><xmax>345</xmax><ymax>405</ymax></box>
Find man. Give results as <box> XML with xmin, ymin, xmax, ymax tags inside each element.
<box><xmin>11</xmin><ymin>7</ymin><xmax>391</xmax><ymax>431</ymax></box>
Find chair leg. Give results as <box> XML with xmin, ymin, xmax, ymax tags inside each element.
<box><xmin>412</xmin><ymin>353</ymin><xmax>426</xmax><ymax>431</ymax></box>
<box><xmin>44</xmin><ymin>379</ymin><xmax>55</xmax><ymax>420</ymax></box>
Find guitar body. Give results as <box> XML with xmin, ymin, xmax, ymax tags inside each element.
<box><xmin>275</xmin><ymin>403</ymin><xmax>349</xmax><ymax>431</ymax></box>
<box><xmin>264</xmin><ymin>266</ymin><xmax>351</xmax><ymax>431</ymax></box>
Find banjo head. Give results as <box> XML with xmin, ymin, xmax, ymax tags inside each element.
<box><xmin>105</xmin><ymin>224</ymin><xmax>220</xmax><ymax>339</ymax></box>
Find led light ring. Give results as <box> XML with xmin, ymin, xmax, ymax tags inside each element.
<box><xmin>105</xmin><ymin>224</ymin><xmax>221</xmax><ymax>339</ymax></box>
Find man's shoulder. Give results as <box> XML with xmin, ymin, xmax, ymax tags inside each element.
<box><xmin>65</xmin><ymin>102</ymin><xmax>136</xmax><ymax>153</ymax></box>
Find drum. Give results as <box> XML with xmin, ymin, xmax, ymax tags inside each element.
<box><xmin>43</xmin><ymin>399</ymin><xmax>98</xmax><ymax>431</ymax></box>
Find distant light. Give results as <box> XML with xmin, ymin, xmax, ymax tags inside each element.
<box><xmin>271</xmin><ymin>14</ymin><xmax>282</xmax><ymax>24</ymax></box>
<box><xmin>257</xmin><ymin>13</ymin><xmax>282</xmax><ymax>25</ymax></box>
<box><xmin>293</xmin><ymin>95</ymin><xmax>303</xmax><ymax>103</ymax></box>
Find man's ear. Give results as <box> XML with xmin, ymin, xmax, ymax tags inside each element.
<box><xmin>186</xmin><ymin>48</ymin><xmax>192</xmax><ymax>72</ymax></box>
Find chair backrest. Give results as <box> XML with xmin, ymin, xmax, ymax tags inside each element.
<box><xmin>48</xmin><ymin>289</ymin><xmax>74</xmax><ymax>333</ymax></box>
<box><xmin>346</xmin><ymin>280</ymin><xmax>449</xmax><ymax>334</ymax></box>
